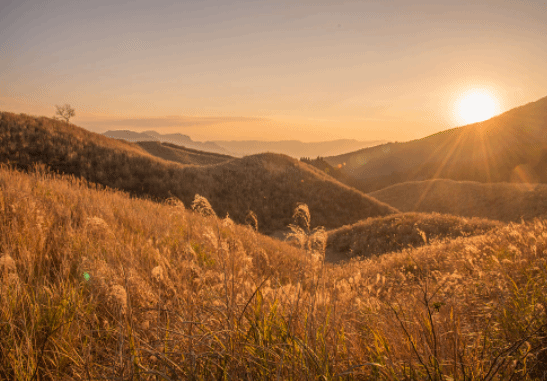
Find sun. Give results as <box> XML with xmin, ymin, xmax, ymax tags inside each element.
<box><xmin>457</xmin><ymin>90</ymin><xmax>499</xmax><ymax>124</ymax></box>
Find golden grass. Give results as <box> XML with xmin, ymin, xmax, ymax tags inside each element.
<box><xmin>0</xmin><ymin>111</ymin><xmax>397</xmax><ymax>234</ymax></box>
<box><xmin>370</xmin><ymin>178</ymin><xmax>547</xmax><ymax>222</ymax></box>
<box><xmin>0</xmin><ymin>164</ymin><xmax>307</xmax><ymax>379</ymax></box>
<box><xmin>1</xmin><ymin>164</ymin><xmax>547</xmax><ymax>379</ymax></box>
<box><xmin>326</xmin><ymin>212</ymin><xmax>501</xmax><ymax>262</ymax></box>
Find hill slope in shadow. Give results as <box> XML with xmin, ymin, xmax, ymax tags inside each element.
<box><xmin>0</xmin><ymin>111</ymin><xmax>397</xmax><ymax>233</ymax></box>
<box><xmin>136</xmin><ymin>141</ymin><xmax>233</xmax><ymax>165</ymax></box>
<box><xmin>369</xmin><ymin>178</ymin><xmax>547</xmax><ymax>222</ymax></box>
<box><xmin>326</xmin><ymin>95</ymin><xmax>547</xmax><ymax>192</ymax></box>
<box><xmin>326</xmin><ymin>212</ymin><xmax>501</xmax><ymax>262</ymax></box>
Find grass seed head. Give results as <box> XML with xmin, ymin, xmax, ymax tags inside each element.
<box><xmin>192</xmin><ymin>194</ymin><xmax>216</xmax><ymax>217</ymax></box>
<box><xmin>0</xmin><ymin>255</ymin><xmax>16</xmax><ymax>275</ymax></box>
<box><xmin>108</xmin><ymin>285</ymin><xmax>128</xmax><ymax>315</ymax></box>
<box><xmin>293</xmin><ymin>203</ymin><xmax>311</xmax><ymax>231</ymax></box>
<box><xmin>151</xmin><ymin>266</ymin><xmax>164</xmax><ymax>282</ymax></box>
<box><xmin>86</xmin><ymin>216</ymin><xmax>109</xmax><ymax>229</ymax></box>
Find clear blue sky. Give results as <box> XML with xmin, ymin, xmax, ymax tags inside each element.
<box><xmin>1</xmin><ymin>0</ymin><xmax>546</xmax><ymax>141</ymax></box>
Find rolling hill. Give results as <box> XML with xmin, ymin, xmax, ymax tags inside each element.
<box><xmin>369</xmin><ymin>178</ymin><xmax>547</xmax><ymax>222</ymax></box>
<box><xmin>0</xmin><ymin>111</ymin><xmax>397</xmax><ymax>233</ymax></box>
<box><xmin>326</xmin><ymin>95</ymin><xmax>547</xmax><ymax>192</ymax></box>
<box><xmin>136</xmin><ymin>141</ymin><xmax>233</xmax><ymax>165</ymax></box>
<box><xmin>326</xmin><ymin>212</ymin><xmax>501</xmax><ymax>262</ymax></box>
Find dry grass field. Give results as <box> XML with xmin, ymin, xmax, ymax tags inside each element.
<box><xmin>1</xmin><ymin>164</ymin><xmax>547</xmax><ymax>379</ymax></box>
<box><xmin>326</xmin><ymin>212</ymin><xmax>502</xmax><ymax>262</ymax></box>
<box><xmin>370</xmin><ymin>178</ymin><xmax>547</xmax><ymax>222</ymax></box>
<box><xmin>0</xmin><ymin>112</ymin><xmax>397</xmax><ymax>234</ymax></box>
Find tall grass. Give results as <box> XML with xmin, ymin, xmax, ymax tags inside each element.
<box><xmin>1</xmin><ymin>164</ymin><xmax>546</xmax><ymax>379</ymax></box>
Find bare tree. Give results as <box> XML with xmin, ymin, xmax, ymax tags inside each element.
<box><xmin>54</xmin><ymin>104</ymin><xmax>75</xmax><ymax>123</ymax></box>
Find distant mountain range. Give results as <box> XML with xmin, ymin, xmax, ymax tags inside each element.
<box><xmin>102</xmin><ymin>130</ymin><xmax>384</xmax><ymax>158</ymax></box>
<box><xmin>102</xmin><ymin>130</ymin><xmax>231</xmax><ymax>155</ymax></box>
<box><xmin>213</xmin><ymin>139</ymin><xmax>386</xmax><ymax>158</ymax></box>
<box><xmin>326</xmin><ymin>95</ymin><xmax>547</xmax><ymax>192</ymax></box>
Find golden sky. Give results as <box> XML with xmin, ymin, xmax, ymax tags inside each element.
<box><xmin>1</xmin><ymin>0</ymin><xmax>546</xmax><ymax>142</ymax></box>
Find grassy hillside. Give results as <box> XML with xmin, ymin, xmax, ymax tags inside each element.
<box><xmin>326</xmin><ymin>212</ymin><xmax>501</xmax><ymax>262</ymax></box>
<box><xmin>1</xmin><ymin>165</ymin><xmax>547</xmax><ymax>379</ymax></box>
<box><xmin>137</xmin><ymin>141</ymin><xmax>233</xmax><ymax>165</ymax></box>
<box><xmin>326</xmin><ymin>95</ymin><xmax>547</xmax><ymax>192</ymax></box>
<box><xmin>0</xmin><ymin>112</ymin><xmax>397</xmax><ymax>233</ymax></box>
<box><xmin>370</xmin><ymin>178</ymin><xmax>547</xmax><ymax>222</ymax></box>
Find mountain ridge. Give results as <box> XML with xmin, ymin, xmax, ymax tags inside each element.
<box><xmin>102</xmin><ymin>129</ymin><xmax>385</xmax><ymax>158</ymax></box>
<box><xmin>214</xmin><ymin>138</ymin><xmax>386</xmax><ymax>158</ymax></box>
<box><xmin>326</xmin><ymin>95</ymin><xmax>547</xmax><ymax>192</ymax></box>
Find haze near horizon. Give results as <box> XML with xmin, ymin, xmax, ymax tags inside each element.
<box><xmin>1</xmin><ymin>0</ymin><xmax>546</xmax><ymax>142</ymax></box>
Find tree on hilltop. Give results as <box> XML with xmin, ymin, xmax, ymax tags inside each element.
<box><xmin>54</xmin><ymin>104</ymin><xmax>75</xmax><ymax>123</ymax></box>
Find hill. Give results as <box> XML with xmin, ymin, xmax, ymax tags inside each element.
<box><xmin>326</xmin><ymin>212</ymin><xmax>501</xmax><ymax>262</ymax></box>
<box><xmin>102</xmin><ymin>129</ymin><xmax>161</xmax><ymax>142</ymax></box>
<box><xmin>0</xmin><ymin>111</ymin><xmax>397</xmax><ymax>233</ymax></box>
<box><xmin>299</xmin><ymin>156</ymin><xmax>350</xmax><ymax>183</ymax></box>
<box><xmin>1</xmin><ymin>164</ymin><xmax>546</xmax><ymax>379</ymax></box>
<box><xmin>136</xmin><ymin>141</ymin><xmax>233</xmax><ymax>165</ymax></box>
<box><xmin>103</xmin><ymin>129</ymin><xmax>231</xmax><ymax>155</ymax></box>
<box><xmin>326</xmin><ymin>95</ymin><xmax>547</xmax><ymax>192</ymax></box>
<box><xmin>370</xmin><ymin>178</ymin><xmax>547</xmax><ymax>222</ymax></box>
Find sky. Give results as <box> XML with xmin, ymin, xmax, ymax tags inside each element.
<box><xmin>1</xmin><ymin>0</ymin><xmax>546</xmax><ymax>142</ymax></box>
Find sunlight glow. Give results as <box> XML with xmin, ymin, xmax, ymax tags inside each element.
<box><xmin>457</xmin><ymin>90</ymin><xmax>499</xmax><ymax>124</ymax></box>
